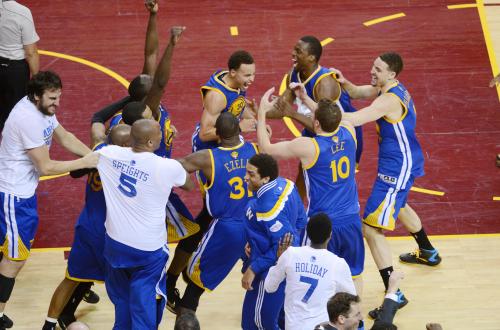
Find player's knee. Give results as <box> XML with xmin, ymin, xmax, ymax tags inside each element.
<box><xmin>0</xmin><ymin>273</ymin><xmax>16</xmax><ymax>303</ymax></box>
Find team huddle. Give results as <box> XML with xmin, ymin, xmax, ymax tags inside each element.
<box><xmin>0</xmin><ymin>2</ymin><xmax>442</xmax><ymax>330</ymax></box>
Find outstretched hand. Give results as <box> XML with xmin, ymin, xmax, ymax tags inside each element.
<box><xmin>170</xmin><ymin>26</ymin><xmax>186</xmax><ymax>45</ymax></box>
<box><xmin>329</xmin><ymin>67</ymin><xmax>346</xmax><ymax>84</ymax></box>
<box><xmin>277</xmin><ymin>233</ymin><xmax>293</xmax><ymax>258</ymax></box>
<box><xmin>258</xmin><ymin>87</ymin><xmax>278</xmax><ymax>115</ymax></box>
<box><xmin>289</xmin><ymin>82</ymin><xmax>307</xmax><ymax>101</ymax></box>
<box><xmin>145</xmin><ymin>0</ymin><xmax>158</xmax><ymax>13</ymax></box>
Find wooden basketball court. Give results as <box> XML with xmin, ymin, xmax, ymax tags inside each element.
<box><xmin>5</xmin><ymin>0</ymin><xmax>500</xmax><ymax>329</ymax></box>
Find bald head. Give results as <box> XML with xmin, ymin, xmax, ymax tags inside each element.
<box><xmin>67</xmin><ymin>321</ymin><xmax>90</xmax><ymax>330</ymax></box>
<box><xmin>131</xmin><ymin>119</ymin><xmax>162</xmax><ymax>152</ymax></box>
<box><xmin>109</xmin><ymin>124</ymin><xmax>131</xmax><ymax>147</ymax></box>
<box><xmin>215</xmin><ymin>112</ymin><xmax>240</xmax><ymax>140</ymax></box>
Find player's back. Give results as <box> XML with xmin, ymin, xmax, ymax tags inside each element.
<box><xmin>304</xmin><ymin>125</ymin><xmax>360</xmax><ymax>218</ymax></box>
<box><xmin>377</xmin><ymin>81</ymin><xmax>424</xmax><ymax>179</ymax></box>
<box><xmin>96</xmin><ymin>145</ymin><xmax>185</xmax><ymax>251</ymax></box>
<box><xmin>205</xmin><ymin>142</ymin><xmax>257</xmax><ymax>220</ymax></box>
<box><xmin>281</xmin><ymin>246</ymin><xmax>354</xmax><ymax>330</ymax></box>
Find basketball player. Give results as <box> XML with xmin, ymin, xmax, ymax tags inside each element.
<box><xmin>96</xmin><ymin>119</ymin><xmax>193</xmax><ymax>329</ymax></box>
<box><xmin>264</xmin><ymin>213</ymin><xmax>356</xmax><ymax>330</ymax></box>
<box><xmin>241</xmin><ymin>154</ymin><xmax>307</xmax><ymax>330</ymax></box>
<box><xmin>174</xmin><ymin>113</ymin><xmax>258</xmax><ymax>316</ymax></box>
<box><xmin>257</xmin><ymin>89</ymin><xmax>365</xmax><ymax>295</ymax></box>
<box><xmin>335</xmin><ymin>52</ymin><xmax>441</xmax><ymax>318</ymax></box>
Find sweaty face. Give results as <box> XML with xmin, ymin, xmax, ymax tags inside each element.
<box><xmin>370</xmin><ymin>57</ymin><xmax>395</xmax><ymax>88</ymax></box>
<box><xmin>36</xmin><ymin>89</ymin><xmax>62</xmax><ymax>116</ymax></box>
<box><xmin>231</xmin><ymin>63</ymin><xmax>255</xmax><ymax>91</ymax></box>
<box><xmin>342</xmin><ymin>302</ymin><xmax>363</xmax><ymax>330</ymax></box>
<box><xmin>244</xmin><ymin>163</ymin><xmax>267</xmax><ymax>192</ymax></box>
<box><xmin>292</xmin><ymin>40</ymin><xmax>311</xmax><ymax>71</ymax></box>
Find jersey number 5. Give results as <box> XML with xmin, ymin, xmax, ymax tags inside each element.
<box><xmin>330</xmin><ymin>156</ymin><xmax>350</xmax><ymax>182</ymax></box>
<box><xmin>118</xmin><ymin>173</ymin><xmax>137</xmax><ymax>197</ymax></box>
<box><xmin>299</xmin><ymin>275</ymin><xmax>319</xmax><ymax>303</ymax></box>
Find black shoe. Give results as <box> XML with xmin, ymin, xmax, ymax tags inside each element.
<box><xmin>83</xmin><ymin>289</ymin><xmax>100</xmax><ymax>304</ymax></box>
<box><xmin>166</xmin><ymin>288</ymin><xmax>181</xmax><ymax>314</ymax></box>
<box><xmin>42</xmin><ymin>320</ymin><xmax>57</xmax><ymax>330</ymax></box>
<box><xmin>0</xmin><ymin>314</ymin><xmax>13</xmax><ymax>329</ymax></box>
<box><xmin>399</xmin><ymin>248</ymin><xmax>442</xmax><ymax>266</ymax></box>
<box><xmin>58</xmin><ymin>314</ymin><xmax>76</xmax><ymax>330</ymax></box>
<box><xmin>368</xmin><ymin>289</ymin><xmax>409</xmax><ymax>320</ymax></box>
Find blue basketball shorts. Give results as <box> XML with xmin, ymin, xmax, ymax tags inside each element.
<box><xmin>187</xmin><ymin>218</ymin><xmax>245</xmax><ymax>291</ymax></box>
<box><xmin>166</xmin><ymin>191</ymin><xmax>199</xmax><ymax>242</ymax></box>
<box><xmin>363</xmin><ymin>175</ymin><xmax>415</xmax><ymax>231</ymax></box>
<box><xmin>0</xmin><ymin>192</ymin><xmax>38</xmax><ymax>261</ymax></box>
<box><xmin>67</xmin><ymin>225</ymin><xmax>105</xmax><ymax>282</ymax></box>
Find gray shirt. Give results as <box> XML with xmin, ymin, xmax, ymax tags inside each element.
<box><xmin>0</xmin><ymin>0</ymin><xmax>39</xmax><ymax>60</ymax></box>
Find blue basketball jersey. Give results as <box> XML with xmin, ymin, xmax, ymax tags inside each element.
<box><xmin>76</xmin><ymin>143</ymin><xmax>108</xmax><ymax>236</ymax></box>
<box><xmin>108</xmin><ymin>104</ymin><xmax>174</xmax><ymax>158</ymax></box>
<box><xmin>376</xmin><ymin>81</ymin><xmax>424</xmax><ymax>180</ymax></box>
<box><xmin>205</xmin><ymin>142</ymin><xmax>258</xmax><ymax>220</ymax></box>
<box><xmin>304</xmin><ymin>125</ymin><xmax>360</xmax><ymax>218</ymax></box>
<box><xmin>289</xmin><ymin>66</ymin><xmax>357</xmax><ymax>113</ymax></box>
<box><xmin>201</xmin><ymin>70</ymin><xmax>247</xmax><ymax>118</ymax></box>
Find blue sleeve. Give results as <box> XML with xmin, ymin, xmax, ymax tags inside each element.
<box><xmin>293</xmin><ymin>187</ymin><xmax>308</xmax><ymax>231</ymax></box>
<box><xmin>250</xmin><ymin>219</ymin><xmax>291</xmax><ymax>276</ymax></box>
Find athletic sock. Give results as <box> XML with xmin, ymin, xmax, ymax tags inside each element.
<box><xmin>379</xmin><ymin>266</ymin><xmax>393</xmax><ymax>291</ymax></box>
<box><xmin>411</xmin><ymin>228</ymin><xmax>434</xmax><ymax>251</ymax></box>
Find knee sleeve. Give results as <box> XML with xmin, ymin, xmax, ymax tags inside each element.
<box><xmin>179</xmin><ymin>280</ymin><xmax>205</xmax><ymax>311</ymax></box>
<box><xmin>0</xmin><ymin>273</ymin><xmax>15</xmax><ymax>303</ymax></box>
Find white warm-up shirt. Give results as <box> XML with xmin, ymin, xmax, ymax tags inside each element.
<box><xmin>0</xmin><ymin>97</ymin><xmax>59</xmax><ymax>197</ymax></box>
<box><xmin>264</xmin><ymin>246</ymin><xmax>356</xmax><ymax>330</ymax></box>
<box><xmin>96</xmin><ymin>145</ymin><xmax>186</xmax><ymax>251</ymax></box>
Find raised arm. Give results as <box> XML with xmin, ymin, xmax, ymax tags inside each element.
<box><xmin>90</xmin><ymin>96</ymin><xmax>131</xmax><ymax>147</ymax></box>
<box><xmin>144</xmin><ymin>26</ymin><xmax>185</xmax><ymax>118</ymax></box>
<box><xmin>142</xmin><ymin>1</ymin><xmax>159</xmax><ymax>76</ymax></box>
<box><xmin>257</xmin><ymin>87</ymin><xmax>316</xmax><ymax>163</ymax></box>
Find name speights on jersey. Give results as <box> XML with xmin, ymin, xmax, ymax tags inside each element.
<box><xmin>112</xmin><ymin>160</ymin><xmax>149</xmax><ymax>182</ymax></box>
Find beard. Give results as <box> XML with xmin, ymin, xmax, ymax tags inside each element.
<box><xmin>38</xmin><ymin>103</ymin><xmax>56</xmax><ymax>116</ymax></box>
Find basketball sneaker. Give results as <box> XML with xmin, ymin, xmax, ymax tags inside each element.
<box><xmin>166</xmin><ymin>288</ymin><xmax>181</xmax><ymax>314</ymax></box>
<box><xmin>0</xmin><ymin>314</ymin><xmax>13</xmax><ymax>329</ymax></box>
<box><xmin>368</xmin><ymin>289</ymin><xmax>408</xmax><ymax>320</ymax></box>
<box><xmin>399</xmin><ymin>248</ymin><xmax>441</xmax><ymax>266</ymax></box>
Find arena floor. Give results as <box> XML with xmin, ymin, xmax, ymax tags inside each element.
<box><xmin>9</xmin><ymin>0</ymin><xmax>500</xmax><ymax>329</ymax></box>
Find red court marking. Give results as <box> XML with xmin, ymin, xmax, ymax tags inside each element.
<box><xmin>22</xmin><ymin>0</ymin><xmax>500</xmax><ymax>247</ymax></box>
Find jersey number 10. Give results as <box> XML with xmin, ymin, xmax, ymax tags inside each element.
<box><xmin>330</xmin><ymin>156</ymin><xmax>350</xmax><ymax>182</ymax></box>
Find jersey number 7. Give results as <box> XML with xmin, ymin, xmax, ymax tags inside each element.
<box><xmin>299</xmin><ymin>275</ymin><xmax>319</xmax><ymax>303</ymax></box>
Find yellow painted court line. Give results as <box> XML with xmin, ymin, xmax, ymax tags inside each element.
<box><xmin>363</xmin><ymin>13</ymin><xmax>406</xmax><ymax>27</ymax></box>
<box><xmin>410</xmin><ymin>186</ymin><xmax>445</xmax><ymax>196</ymax></box>
<box><xmin>38</xmin><ymin>50</ymin><xmax>130</xmax><ymax>89</ymax></box>
<box><xmin>447</xmin><ymin>3</ymin><xmax>477</xmax><ymax>9</ymax></box>
<box><xmin>40</xmin><ymin>172</ymin><xmax>69</xmax><ymax>181</ymax></box>
<box><xmin>36</xmin><ymin>50</ymin><xmax>131</xmax><ymax>181</ymax></box>
<box><xmin>493</xmin><ymin>196</ymin><xmax>500</xmax><ymax>201</ymax></box>
<box><xmin>320</xmin><ymin>37</ymin><xmax>334</xmax><ymax>46</ymax></box>
<box><xmin>230</xmin><ymin>26</ymin><xmax>239</xmax><ymax>36</ymax></box>
<box><xmin>279</xmin><ymin>74</ymin><xmax>302</xmax><ymax>137</ymax></box>
<box><xmin>476</xmin><ymin>0</ymin><xmax>500</xmax><ymax>101</ymax></box>
<box><xmin>32</xmin><ymin>233</ymin><xmax>500</xmax><ymax>252</ymax></box>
